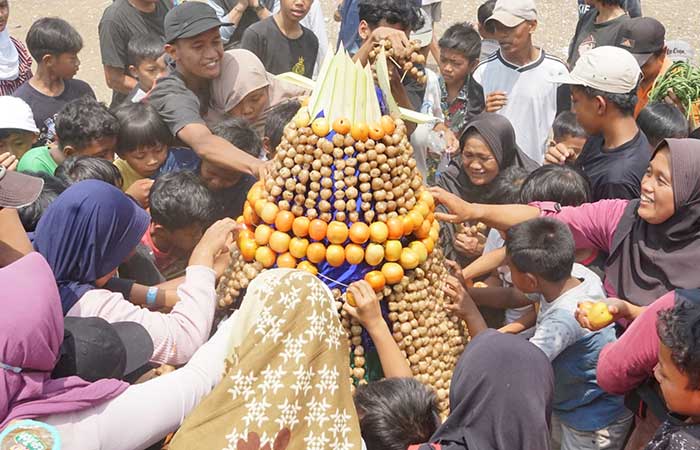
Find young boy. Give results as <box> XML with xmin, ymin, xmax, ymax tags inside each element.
<box><xmin>650</xmin><ymin>295</ymin><xmax>700</xmax><ymax>448</ymax></box>
<box><xmin>0</xmin><ymin>97</ymin><xmax>39</xmax><ymax>163</ymax></box>
<box><xmin>549</xmin><ymin>111</ymin><xmax>588</xmax><ymax>162</ymax></box>
<box><xmin>140</xmin><ymin>171</ymin><xmax>218</xmax><ymax>280</ymax></box>
<box><xmin>452</xmin><ymin>217</ymin><xmax>633</xmax><ymax>450</ymax></box>
<box><xmin>263</xmin><ymin>98</ymin><xmax>300</xmax><ymax>158</ymax></box>
<box><xmin>205</xmin><ymin>118</ymin><xmax>260</xmax><ymax>219</ymax></box>
<box><xmin>125</xmin><ymin>34</ymin><xmax>168</xmax><ymax>103</ymax></box>
<box><xmin>240</xmin><ymin>0</ymin><xmax>318</xmax><ymax>78</ymax></box>
<box><xmin>477</xmin><ymin>0</ymin><xmax>499</xmax><ymax>61</ymax></box>
<box><xmin>473</xmin><ymin>0</ymin><xmax>570</xmax><ymax>164</ymax></box>
<box><xmin>569</xmin><ymin>0</ymin><xmax>629</xmax><ymax>67</ymax></box>
<box><xmin>548</xmin><ymin>45</ymin><xmax>650</xmax><ymax>201</ymax></box>
<box><xmin>437</xmin><ymin>22</ymin><xmax>485</xmax><ymax>138</ymax></box>
<box><xmin>17</xmin><ymin>97</ymin><xmax>119</xmax><ymax>176</ymax></box>
<box><xmin>13</xmin><ymin>18</ymin><xmax>95</xmax><ymax>144</ymax></box>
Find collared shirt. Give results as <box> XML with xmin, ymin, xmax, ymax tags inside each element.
<box><xmin>439</xmin><ymin>74</ymin><xmax>485</xmax><ymax>137</ymax></box>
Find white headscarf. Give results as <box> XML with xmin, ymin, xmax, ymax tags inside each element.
<box><xmin>0</xmin><ymin>29</ymin><xmax>19</xmax><ymax>81</ymax></box>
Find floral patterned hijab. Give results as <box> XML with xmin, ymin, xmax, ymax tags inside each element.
<box><xmin>169</xmin><ymin>269</ymin><xmax>362</xmax><ymax>450</ymax></box>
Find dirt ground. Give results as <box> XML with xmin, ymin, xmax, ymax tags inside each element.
<box><xmin>10</xmin><ymin>0</ymin><xmax>700</xmax><ymax>102</ymax></box>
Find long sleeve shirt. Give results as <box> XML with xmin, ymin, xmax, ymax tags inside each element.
<box><xmin>67</xmin><ymin>265</ymin><xmax>217</xmax><ymax>366</ymax></box>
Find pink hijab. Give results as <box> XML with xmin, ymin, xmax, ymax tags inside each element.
<box><xmin>208</xmin><ymin>49</ymin><xmax>305</xmax><ymax>133</ymax></box>
<box><xmin>0</xmin><ymin>253</ymin><xmax>128</xmax><ymax>429</ymax></box>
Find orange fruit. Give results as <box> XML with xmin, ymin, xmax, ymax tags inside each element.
<box><xmin>380</xmin><ymin>115</ymin><xmax>396</xmax><ymax>135</ymax></box>
<box><xmin>365</xmin><ymin>270</ymin><xmax>386</xmax><ymax>292</ymax></box>
<box><xmin>365</xmin><ymin>243</ymin><xmax>385</xmax><ymax>266</ymax></box>
<box><xmin>237</xmin><ymin>228</ymin><xmax>254</xmax><ymax>246</ymax></box>
<box><xmin>349</xmin><ymin>222</ymin><xmax>370</xmax><ymax>244</ymax></box>
<box><xmin>429</xmin><ymin>225</ymin><xmax>439</xmax><ymax>243</ymax></box>
<box><xmin>415</xmin><ymin>201</ymin><xmax>430</xmax><ymax>218</ymax></box>
<box><xmin>276</xmin><ymin>252</ymin><xmax>297</xmax><ymax>268</ymax></box>
<box><xmin>400</xmin><ymin>247</ymin><xmax>420</xmax><ymax>269</ymax></box>
<box><xmin>254</xmin><ymin>224</ymin><xmax>273</xmax><ymax>246</ymax></box>
<box><xmin>422</xmin><ymin>237</ymin><xmax>435</xmax><ymax>253</ymax></box>
<box><xmin>351</xmin><ymin>122</ymin><xmax>369</xmax><ymax>141</ymax></box>
<box><xmin>384</xmin><ymin>240</ymin><xmax>403</xmax><ymax>262</ymax></box>
<box><xmin>326</xmin><ymin>244</ymin><xmax>345</xmax><ymax>267</ymax></box>
<box><xmin>327</xmin><ymin>221</ymin><xmax>349</xmax><ymax>244</ymax></box>
<box><xmin>254</xmin><ymin>198</ymin><xmax>266</xmax><ymax>218</ymax></box>
<box><xmin>289</xmin><ymin>237</ymin><xmax>310</xmax><ymax>259</ymax></box>
<box><xmin>255</xmin><ymin>246</ymin><xmax>276</xmax><ymax>268</ymax></box>
<box><xmin>260</xmin><ymin>202</ymin><xmax>279</xmax><ymax>224</ymax></box>
<box><xmin>386</xmin><ymin>217</ymin><xmax>404</xmax><ymax>239</ymax></box>
<box><xmin>345</xmin><ymin>243</ymin><xmax>365</xmax><ymax>265</ymax></box>
<box><xmin>368</xmin><ymin>123</ymin><xmax>385</xmax><ymax>140</ymax></box>
<box><xmin>243</xmin><ymin>201</ymin><xmax>259</xmax><ymax>226</ymax></box>
<box><xmin>369</xmin><ymin>221</ymin><xmax>389</xmax><ymax>243</ymax></box>
<box><xmin>269</xmin><ymin>231</ymin><xmax>291</xmax><ymax>253</ymax></box>
<box><xmin>293</xmin><ymin>109</ymin><xmax>311</xmax><ymax>128</ymax></box>
<box><xmin>306</xmin><ymin>242</ymin><xmax>326</xmax><ymax>264</ymax></box>
<box><xmin>414</xmin><ymin>219</ymin><xmax>432</xmax><ymax>239</ymax></box>
<box><xmin>407</xmin><ymin>210</ymin><xmax>424</xmax><ymax>229</ymax></box>
<box><xmin>401</xmin><ymin>215</ymin><xmax>414</xmax><ymax>236</ymax></box>
<box><xmin>292</xmin><ymin>216</ymin><xmax>310</xmax><ymax>237</ymax></box>
<box><xmin>239</xmin><ymin>237</ymin><xmax>258</xmax><ymax>261</ymax></box>
<box><xmin>308</xmin><ymin>219</ymin><xmax>328</xmax><ymax>241</ymax></box>
<box><xmin>332</xmin><ymin>117</ymin><xmax>351</xmax><ymax>134</ymax></box>
<box><xmin>419</xmin><ymin>190</ymin><xmax>435</xmax><ymax>209</ymax></box>
<box><xmin>409</xmin><ymin>241</ymin><xmax>428</xmax><ymax>263</ymax></box>
<box><xmin>381</xmin><ymin>262</ymin><xmax>404</xmax><ymax>285</ymax></box>
<box><xmin>346</xmin><ymin>291</ymin><xmax>357</xmax><ymax>307</ymax></box>
<box><xmin>297</xmin><ymin>260</ymin><xmax>318</xmax><ymax>275</ymax></box>
<box><xmin>236</xmin><ymin>215</ymin><xmax>245</xmax><ymax>224</ymax></box>
<box><xmin>246</xmin><ymin>181</ymin><xmax>263</xmax><ymax>204</ymax></box>
<box><xmin>274</xmin><ymin>210</ymin><xmax>295</xmax><ymax>232</ymax></box>
<box><xmin>311</xmin><ymin>117</ymin><xmax>330</xmax><ymax>137</ymax></box>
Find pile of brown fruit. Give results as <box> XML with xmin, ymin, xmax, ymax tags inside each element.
<box><xmin>368</xmin><ymin>39</ymin><xmax>428</xmax><ymax>85</ymax></box>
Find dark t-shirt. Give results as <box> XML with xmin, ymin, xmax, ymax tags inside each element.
<box><xmin>214</xmin><ymin>174</ymin><xmax>257</xmax><ymax>220</ymax></box>
<box><xmin>14</xmin><ymin>79</ymin><xmax>95</xmax><ymax>144</ymax></box>
<box><xmin>575</xmin><ymin>131</ymin><xmax>650</xmax><ymax>201</ymax></box>
<box><xmin>240</xmin><ymin>16</ymin><xmax>319</xmax><ymax>78</ymax></box>
<box><xmin>568</xmin><ymin>9</ymin><xmax>630</xmax><ymax>67</ymax></box>
<box><xmin>146</xmin><ymin>71</ymin><xmax>209</xmax><ymax>137</ymax></box>
<box><xmin>99</xmin><ymin>0</ymin><xmax>170</xmax><ymax>107</ymax></box>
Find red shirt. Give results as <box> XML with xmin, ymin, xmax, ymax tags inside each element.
<box><xmin>140</xmin><ymin>224</ymin><xmax>178</xmax><ymax>274</ymax></box>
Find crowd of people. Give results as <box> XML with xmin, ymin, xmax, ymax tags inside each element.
<box><xmin>1</xmin><ymin>0</ymin><xmax>700</xmax><ymax>449</ymax></box>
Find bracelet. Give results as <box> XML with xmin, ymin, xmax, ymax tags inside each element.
<box><xmin>146</xmin><ymin>287</ymin><xmax>158</xmax><ymax>306</ymax></box>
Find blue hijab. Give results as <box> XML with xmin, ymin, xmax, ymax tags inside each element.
<box><xmin>33</xmin><ymin>180</ymin><xmax>150</xmax><ymax>314</ymax></box>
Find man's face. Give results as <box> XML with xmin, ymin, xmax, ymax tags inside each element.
<box><xmin>279</xmin><ymin>0</ymin><xmax>313</xmax><ymax>23</ymax></box>
<box><xmin>199</xmin><ymin>160</ymin><xmax>242</xmax><ymax>191</ymax></box>
<box><xmin>68</xmin><ymin>136</ymin><xmax>117</xmax><ymax>161</ymax></box>
<box><xmin>641</xmin><ymin>51</ymin><xmax>666</xmax><ymax>83</ymax></box>
<box><xmin>0</xmin><ymin>131</ymin><xmax>37</xmax><ymax>159</ymax></box>
<box><xmin>169</xmin><ymin>28</ymin><xmax>224</xmax><ymax>80</ymax></box>
<box><xmin>570</xmin><ymin>86</ymin><xmax>604</xmax><ymax>135</ymax></box>
<box><xmin>130</xmin><ymin>54</ymin><xmax>168</xmax><ymax>92</ymax></box>
<box><xmin>51</xmin><ymin>52</ymin><xmax>81</xmax><ymax>80</ymax></box>
<box><xmin>439</xmin><ymin>48</ymin><xmax>474</xmax><ymax>87</ymax></box>
<box><xmin>493</xmin><ymin>20</ymin><xmax>535</xmax><ymax>59</ymax></box>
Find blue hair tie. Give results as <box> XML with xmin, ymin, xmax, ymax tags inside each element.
<box><xmin>0</xmin><ymin>361</ymin><xmax>22</xmax><ymax>373</ymax></box>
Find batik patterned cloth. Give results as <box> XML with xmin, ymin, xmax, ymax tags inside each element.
<box><xmin>169</xmin><ymin>269</ymin><xmax>362</xmax><ymax>450</ymax></box>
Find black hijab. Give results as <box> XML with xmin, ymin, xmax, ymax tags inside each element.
<box><xmin>417</xmin><ymin>329</ymin><xmax>553</xmax><ymax>450</ymax></box>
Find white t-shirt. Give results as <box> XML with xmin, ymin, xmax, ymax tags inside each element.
<box><xmin>473</xmin><ymin>49</ymin><xmax>568</xmax><ymax>164</ymax></box>
<box><xmin>410</xmin><ymin>68</ymin><xmax>445</xmax><ymax>180</ymax></box>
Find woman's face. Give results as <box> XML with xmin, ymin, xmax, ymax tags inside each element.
<box><xmin>638</xmin><ymin>146</ymin><xmax>675</xmax><ymax>225</ymax></box>
<box><xmin>0</xmin><ymin>1</ymin><xmax>9</xmax><ymax>33</ymax></box>
<box><xmin>461</xmin><ymin>135</ymin><xmax>499</xmax><ymax>186</ymax></box>
<box><xmin>228</xmin><ymin>87</ymin><xmax>269</xmax><ymax>122</ymax></box>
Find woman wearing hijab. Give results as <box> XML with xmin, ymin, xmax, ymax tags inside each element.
<box><xmin>436</xmin><ymin>113</ymin><xmax>539</xmax><ymax>264</ymax></box>
<box><xmin>1</xmin><ymin>252</ymin><xmax>248</xmax><ymax>450</ymax></box>
<box><xmin>207</xmin><ymin>49</ymin><xmax>306</xmax><ymax>136</ymax></box>
<box><xmin>431</xmin><ymin>138</ymin><xmax>700</xmax><ymax>308</ymax></box>
<box><xmin>32</xmin><ymin>180</ymin><xmax>239</xmax><ymax>366</ymax></box>
<box><xmin>167</xmin><ymin>269</ymin><xmax>363</xmax><ymax>450</ymax></box>
<box><xmin>0</xmin><ymin>1</ymin><xmax>32</xmax><ymax>95</ymax></box>
<box><xmin>413</xmin><ymin>329</ymin><xmax>553</xmax><ymax>450</ymax></box>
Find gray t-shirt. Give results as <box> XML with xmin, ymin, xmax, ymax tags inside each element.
<box><xmin>147</xmin><ymin>71</ymin><xmax>209</xmax><ymax>137</ymax></box>
<box><xmin>99</xmin><ymin>0</ymin><xmax>171</xmax><ymax>107</ymax></box>
<box><xmin>240</xmin><ymin>16</ymin><xmax>318</xmax><ymax>78</ymax></box>
<box><xmin>568</xmin><ymin>9</ymin><xmax>630</xmax><ymax>67</ymax></box>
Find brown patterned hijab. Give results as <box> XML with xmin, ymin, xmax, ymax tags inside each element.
<box><xmin>168</xmin><ymin>269</ymin><xmax>362</xmax><ymax>450</ymax></box>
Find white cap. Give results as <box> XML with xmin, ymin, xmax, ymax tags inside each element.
<box><xmin>487</xmin><ymin>0</ymin><xmax>538</xmax><ymax>28</ymax></box>
<box><xmin>549</xmin><ymin>46</ymin><xmax>642</xmax><ymax>94</ymax></box>
<box><xmin>0</xmin><ymin>96</ymin><xmax>39</xmax><ymax>134</ymax></box>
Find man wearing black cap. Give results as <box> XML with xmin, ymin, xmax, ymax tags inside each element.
<box><xmin>617</xmin><ymin>17</ymin><xmax>671</xmax><ymax>117</ymax></box>
<box><xmin>148</xmin><ymin>2</ymin><xmax>265</xmax><ymax>179</ymax></box>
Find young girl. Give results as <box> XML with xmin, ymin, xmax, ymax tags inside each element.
<box><xmin>32</xmin><ymin>180</ymin><xmax>238</xmax><ymax>366</ymax></box>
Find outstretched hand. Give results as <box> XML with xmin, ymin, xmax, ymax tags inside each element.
<box><xmin>342</xmin><ymin>280</ymin><xmax>385</xmax><ymax>332</ymax></box>
<box><xmin>429</xmin><ymin>186</ymin><xmax>479</xmax><ymax>224</ymax></box>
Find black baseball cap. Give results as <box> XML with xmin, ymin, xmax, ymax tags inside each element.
<box><xmin>164</xmin><ymin>2</ymin><xmax>232</xmax><ymax>44</ymax></box>
<box><xmin>618</xmin><ymin>17</ymin><xmax>666</xmax><ymax>67</ymax></box>
<box><xmin>0</xmin><ymin>166</ymin><xmax>43</xmax><ymax>208</ymax></box>
<box><xmin>53</xmin><ymin>317</ymin><xmax>154</xmax><ymax>383</ymax></box>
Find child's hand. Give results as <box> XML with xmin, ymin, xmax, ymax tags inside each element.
<box><xmin>443</xmin><ymin>260</ymin><xmax>476</xmax><ymax>319</ymax></box>
<box><xmin>125</xmin><ymin>179</ymin><xmax>154</xmax><ymax>209</ymax></box>
<box><xmin>190</xmin><ymin>218</ymin><xmax>241</xmax><ymax>267</ymax></box>
<box><xmin>342</xmin><ymin>280</ymin><xmax>385</xmax><ymax>333</ymax></box>
<box><xmin>0</xmin><ymin>152</ymin><xmax>18</xmax><ymax>171</ymax></box>
<box><xmin>544</xmin><ymin>141</ymin><xmax>576</xmax><ymax>165</ymax></box>
<box><xmin>454</xmin><ymin>231</ymin><xmax>484</xmax><ymax>258</ymax></box>
<box><xmin>429</xmin><ymin>186</ymin><xmax>480</xmax><ymax>224</ymax></box>
<box><xmin>485</xmin><ymin>91</ymin><xmax>508</xmax><ymax>112</ymax></box>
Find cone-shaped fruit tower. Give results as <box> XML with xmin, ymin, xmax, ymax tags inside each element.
<box><xmin>217</xmin><ymin>49</ymin><xmax>467</xmax><ymax>416</ymax></box>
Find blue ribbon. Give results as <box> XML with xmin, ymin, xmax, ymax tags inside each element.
<box><xmin>0</xmin><ymin>361</ymin><xmax>22</xmax><ymax>373</ymax></box>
